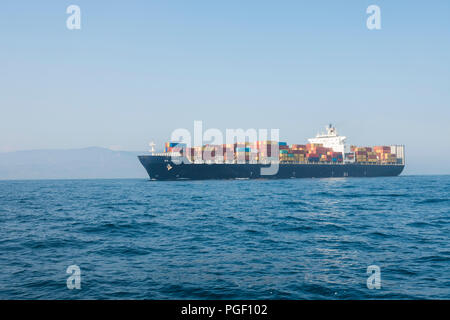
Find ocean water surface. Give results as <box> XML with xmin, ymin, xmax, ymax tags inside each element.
<box><xmin>0</xmin><ymin>175</ymin><xmax>449</xmax><ymax>299</ymax></box>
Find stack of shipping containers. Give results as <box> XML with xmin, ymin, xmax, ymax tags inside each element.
<box><xmin>164</xmin><ymin>141</ymin><xmax>401</xmax><ymax>165</ymax></box>
<box><xmin>374</xmin><ymin>146</ymin><xmax>397</xmax><ymax>164</ymax></box>
<box><xmin>165</xmin><ymin>142</ymin><xmax>186</xmax><ymax>153</ymax></box>
<box><xmin>353</xmin><ymin>147</ymin><xmax>369</xmax><ymax>163</ymax></box>
<box><xmin>235</xmin><ymin>142</ymin><xmax>256</xmax><ymax>163</ymax></box>
<box><xmin>257</xmin><ymin>140</ymin><xmax>277</xmax><ymax>162</ymax></box>
<box><xmin>350</xmin><ymin>145</ymin><xmax>398</xmax><ymax>164</ymax></box>
<box><xmin>291</xmin><ymin>145</ymin><xmax>307</xmax><ymax>163</ymax></box>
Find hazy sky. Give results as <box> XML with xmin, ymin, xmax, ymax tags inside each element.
<box><xmin>1</xmin><ymin>1</ymin><xmax>449</xmax><ymax>174</ymax></box>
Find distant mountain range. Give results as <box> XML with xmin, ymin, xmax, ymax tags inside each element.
<box><xmin>0</xmin><ymin>147</ymin><xmax>149</xmax><ymax>180</ymax></box>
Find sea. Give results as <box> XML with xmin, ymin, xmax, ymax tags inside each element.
<box><xmin>0</xmin><ymin>175</ymin><xmax>449</xmax><ymax>299</ymax></box>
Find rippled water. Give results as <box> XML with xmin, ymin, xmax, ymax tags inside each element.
<box><xmin>0</xmin><ymin>176</ymin><xmax>449</xmax><ymax>299</ymax></box>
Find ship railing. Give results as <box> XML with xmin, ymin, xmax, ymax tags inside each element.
<box><xmin>178</xmin><ymin>159</ymin><xmax>404</xmax><ymax>166</ymax></box>
<box><xmin>277</xmin><ymin>161</ymin><xmax>403</xmax><ymax>165</ymax></box>
<box><xmin>151</xmin><ymin>152</ymin><xmax>183</xmax><ymax>157</ymax></box>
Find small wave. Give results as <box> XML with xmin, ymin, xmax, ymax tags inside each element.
<box><xmin>96</xmin><ymin>245</ymin><xmax>150</xmax><ymax>256</ymax></box>
<box><xmin>394</xmin><ymin>268</ymin><xmax>419</xmax><ymax>276</ymax></box>
<box><xmin>138</xmin><ymin>221</ymin><xmax>159</xmax><ymax>227</ymax></box>
<box><xmin>415</xmin><ymin>255</ymin><xmax>450</xmax><ymax>263</ymax></box>
<box><xmin>381</xmin><ymin>193</ymin><xmax>409</xmax><ymax>197</ymax></box>
<box><xmin>352</xmin><ymin>205</ymin><xmax>379</xmax><ymax>211</ymax></box>
<box><xmin>23</xmin><ymin>279</ymin><xmax>61</xmax><ymax>290</ymax></box>
<box><xmin>367</xmin><ymin>231</ymin><xmax>393</xmax><ymax>238</ymax></box>
<box><xmin>320</xmin><ymin>223</ymin><xmax>347</xmax><ymax>232</ymax></box>
<box><xmin>294</xmin><ymin>208</ymin><xmax>310</xmax><ymax>212</ymax></box>
<box><xmin>416</xmin><ymin>198</ymin><xmax>449</xmax><ymax>204</ymax></box>
<box><xmin>273</xmin><ymin>192</ymin><xmax>291</xmax><ymax>196</ymax></box>
<box><xmin>341</xmin><ymin>193</ymin><xmax>408</xmax><ymax>198</ymax></box>
<box><xmin>406</xmin><ymin>222</ymin><xmax>431</xmax><ymax>228</ymax></box>
<box><xmin>315</xmin><ymin>192</ymin><xmax>335</xmax><ymax>196</ymax></box>
<box><xmin>283</xmin><ymin>200</ymin><xmax>308</xmax><ymax>206</ymax></box>
<box><xmin>284</xmin><ymin>215</ymin><xmax>308</xmax><ymax>222</ymax></box>
<box><xmin>282</xmin><ymin>225</ymin><xmax>314</xmax><ymax>232</ymax></box>
<box><xmin>93</xmin><ymin>205</ymin><xmax>128</xmax><ymax>212</ymax></box>
<box><xmin>293</xmin><ymin>283</ymin><xmax>338</xmax><ymax>299</ymax></box>
<box><xmin>79</xmin><ymin>221</ymin><xmax>139</xmax><ymax>234</ymax></box>
<box><xmin>244</xmin><ymin>229</ymin><xmax>267</xmax><ymax>236</ymax></box>
<box><xmin>22</xmin><ymin>238</ymin><xmax>73</xmax><ymax>249</ymax></box>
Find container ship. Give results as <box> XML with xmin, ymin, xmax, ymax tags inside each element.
<box><xmin>138</xmin><ymin>125</ymin><xmax>405</xmax><ymax>180</ymax></box>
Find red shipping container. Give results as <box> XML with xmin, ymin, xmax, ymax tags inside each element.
<box><xmin>314</xmin><ymin>147</ymin><xmax>328</xmax><ymax>154</ymax></box>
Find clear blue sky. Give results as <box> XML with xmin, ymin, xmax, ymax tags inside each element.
<box><xmin>1</xmin><ymin>1</ymin><xmax>449</xmax><ymax>174</ymax></box>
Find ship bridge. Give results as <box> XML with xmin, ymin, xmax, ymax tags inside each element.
<box><xmin>307</xmin><ymin>124</ymin><xmax>347</xmax><ymax>154</ymax></box>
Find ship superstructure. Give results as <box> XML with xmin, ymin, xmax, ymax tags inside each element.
<box><xmin>308</xmin><ymin>124</ymin><xmax>347</xmax><ymax>155</ymax></box>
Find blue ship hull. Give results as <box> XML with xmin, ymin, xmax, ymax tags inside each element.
<box><xmin>138</xmin><ymin>155</ymin><xmax>405</xmax><ymax>180</ymax></box>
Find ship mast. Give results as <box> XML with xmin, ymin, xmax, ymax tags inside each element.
<box><xmin>149</xmin><ymin>141</ymin><xmax>156</xmax><ymax>154</ymax></box>
<box><xmin>326</xmin><ymin>124</ymin><xmax>336</xmax><ymax>136</ymax></box>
